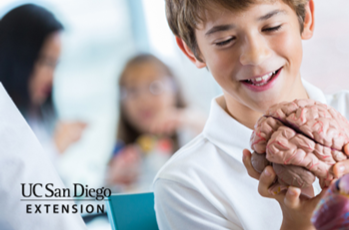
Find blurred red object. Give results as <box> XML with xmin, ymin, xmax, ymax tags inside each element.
<box><xmin>312</xmin><ymin>174</ymin><xmax>349</xmax><ymax>230</ymax></box>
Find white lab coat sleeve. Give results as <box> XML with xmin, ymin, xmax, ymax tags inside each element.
<box><xmin>153</xmin><ymin>178</ymin><xmax>242</xmax><ymax>230</ymax></box>
<box><xmin>0</xmin><ymin>84</ymin><xmax>86</xmax><ymax>230</ymax></box>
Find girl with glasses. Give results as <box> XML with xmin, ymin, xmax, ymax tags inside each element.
<box><xmin>106</xmin><ymin>54</ymin><xmax>206</xmax><ymax>192</ymax></box>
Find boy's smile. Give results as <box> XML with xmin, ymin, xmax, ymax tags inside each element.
<box><xmin>240</xmin><ymin>67</ymin><xmax>282</xmax><ymax>92</ymax></box>
<box><xmin>179</xmin><ymin>0</ymin><xmax>314</xmax><ymax>129</ymax></box>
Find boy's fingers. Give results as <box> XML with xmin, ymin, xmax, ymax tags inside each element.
<box><xmin>258</xmin><ymin>166</ymin><xmax>276</xmax><ymax>197</ymax></box>
<box><xmin>309</xmin><ymin>188</ymin><xmax>327</xmax><ymax>207</ymax></box>
<box><xmin>242</xmin><ymin>149</ymin><xmax>260</xmax><ymax>180</ymax></box>
<box><xmin>344</xmin><ymin>144</ymin><xmax>349</xmax><ymax>156</ymax></box>
<box><xmin>333</xmin><ymin>160</ymin><xmax>349</xmax><ymax>178</ymax></box>
<box><xmin>334</xmin><ymin>144</ymin><xmax>349</xmax><ymax>177</ymax></box>
<box><xmin>284</xmin><ymin>187</ymin><xmax>301</xmax><ymax>208</ymax></box>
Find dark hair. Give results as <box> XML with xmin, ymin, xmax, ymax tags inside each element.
<box><xmin>117</xmin><ymin>54</ymin><xmax>187</xmax><ymax>151</ymax></box>
<box><xmin>0</xmin><ymin>4</ymin><xmax>63</xmax><ymax>115</ymax></box>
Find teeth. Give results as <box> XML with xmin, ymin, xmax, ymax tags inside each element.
<box><xmin>255</xmin><ymin>82</ymin><xmax>268</xmax><ymax>87</ymax></box>
<box><xmin>246</xmin><ymin>70</ymin><xmax>277</xmax><ymax>86</ymax></box>
<box><xmin>250</xmin><ymin>72</ymin><xmax>273</xmax><ymax>83</ymax></box>
<box><xmin>261</xmin><ymin>72</ymin><xmax>272</xmax><ymax>81</ymax></box>
<box><xmin>244</xmin><ymin>69</ymin><xmax>280</xmax><ymax>86</ymax></box>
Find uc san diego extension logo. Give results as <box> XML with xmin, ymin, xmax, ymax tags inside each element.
<box><xmin>21</xmin><ymin>183</ymin><xmax>111</xmax><ymax>214</ymax></box>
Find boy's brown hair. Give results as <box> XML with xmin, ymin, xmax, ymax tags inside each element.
<box><xmin>166</xmin><ymin>0</ymin><xmax>309</xmax><ymax>61</ymax></box>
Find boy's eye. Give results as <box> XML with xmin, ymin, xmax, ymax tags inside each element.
<box><xmin>215</xmin><ymin>37</ymin><xmax>235</xmax><ymax>47</ymax></box>
<box><xmin>262</xmin><ymin>25</ymin><xmax>282</xmax><ymax>32</ymax></box>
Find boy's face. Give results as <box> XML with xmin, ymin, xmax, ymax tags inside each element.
<box><xmin>191</xmin><ymin>0</ymin><xmax>312</xmax><ymax>113</ymax></box>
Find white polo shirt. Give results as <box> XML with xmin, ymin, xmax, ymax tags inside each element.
<box><xmin>153</xmin><ymin>79</ymin><xmax>349</xmax><ymax>230</ymax></box>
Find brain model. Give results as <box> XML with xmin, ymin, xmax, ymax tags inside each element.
<box><xmin>250</xmin><ymin>99</ymin><xmax>349</xmax><ymax>189</ymax></box>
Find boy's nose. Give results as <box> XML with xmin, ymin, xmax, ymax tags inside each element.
<box><xmin>239</xmin><ymin>35</ymin><xmax>272</xmax><ymax>66</ymax></box>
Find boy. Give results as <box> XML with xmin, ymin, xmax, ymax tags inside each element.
<box><xmin>153</xmin><ymin>0</ymin><xmax>349</xmax><ymax>229</ymax></box>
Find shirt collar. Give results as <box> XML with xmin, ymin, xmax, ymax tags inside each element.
<box><xmin>302</xmin><ymin>78</ymin><xmax>327</xmax><ymax>104</ymax></box>
<box><xmin>202</xmin><ymin>78</ymin><xmax>326</xmax><ymax>164</ymax></box>
<box><xmin>203</xmin><ymin>95</ymin><xmax>253</xmax><ymax>164</ymax></box>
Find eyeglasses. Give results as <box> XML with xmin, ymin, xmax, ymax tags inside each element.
<box><xmin>120</xmin><ymin>79</ymin><xmax>175</xmax><ymax>101</ymax></box>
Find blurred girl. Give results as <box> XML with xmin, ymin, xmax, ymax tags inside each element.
<box><xmin>0</xmin><ymin>4</ymin><xmax>86</xmax><ymax>160</ymax></box>
<box><xmin>106</xmin><ymin>54</ymin><xmax>206</xmax><ymax>192</ymax></box>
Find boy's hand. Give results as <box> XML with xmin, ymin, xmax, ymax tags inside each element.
<box><xmin>333</xmin><ymin>143</ymin><xmax>349</xmax><ymax>177</ymax></box>
<box><xmin>242</xmin><ymin>149</ymin><xmax>326</xmax><ymax>230</ymax></box>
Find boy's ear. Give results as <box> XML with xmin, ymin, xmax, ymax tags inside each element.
<box><xmin>175</xmin><ymin>37</ymin><xmax>206</xmax><ymax>69</ymax></box>
<box><xmin>301</xmin><ymin>0</ymin><xmax>315</xmax><ymax>40</ymax></box>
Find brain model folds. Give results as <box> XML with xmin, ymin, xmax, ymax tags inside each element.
<box><xmin>250</xmin><ymin>99</ymin><xmax>349</xmax><ymax>190</ymax></box>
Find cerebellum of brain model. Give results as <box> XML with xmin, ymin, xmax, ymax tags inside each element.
<box><xmin>250</xmin><ymin>99</ymin><xmax>349</xmax><ymax>192</ymax></box>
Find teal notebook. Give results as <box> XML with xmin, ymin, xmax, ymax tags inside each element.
<box><xmin>106</xmin><ymin>192</ymin><xmax>159</xmax><ymax>230</ymax></box>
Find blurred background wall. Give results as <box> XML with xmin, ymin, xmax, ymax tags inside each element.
<box><xmin>0</xmin><ymin>0</ymin><xmax>348</xmax><ymax>191</ymax></box>
<box><xmin>0</xmin><ymin>0</ymin><xmax>220</xmax><ymax>191</ymax></box>
<box><xmin>301</xmin><ymin>0</ymin><xmax>349</xmax><ymax>93</ymax></box>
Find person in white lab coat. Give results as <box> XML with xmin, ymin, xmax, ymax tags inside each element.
<box><xmin>0</xmin><ymin>4</ymin><xmax>86</xmax><ymax>162</ymax></box>
<box><xmin>0</xmin><ymin>84</ymin><xmax>87</xmax><ymax>229</ymax></box>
